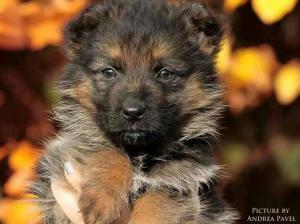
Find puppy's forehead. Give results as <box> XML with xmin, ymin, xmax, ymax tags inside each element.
<box><xmin>103</xmin><ymin>37</ymin><xmax>174</xmax><ymax>60</ymax></box>
<box><xmin>99</xmin><ymin>36</ymin><xmax>175</xmax><ymax>72</ymax></box>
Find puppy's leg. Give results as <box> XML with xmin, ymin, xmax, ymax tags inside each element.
<box><xmin>79</xmin><ymin>150</ymin><xmax>133</xmax><ymax>224</ymax></box>
<box><xmin>128</xmin><ymin>192</ymin><xmax>200</xmax><ymax>224</ymax></box>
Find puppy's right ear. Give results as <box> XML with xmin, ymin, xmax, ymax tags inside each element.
<box><xmin>182</xmin><ymin>3</ymin><xmax>223</xmax><ymax>56</ymax></box>
<box><xmin>63</xmin><ymin>5</ymin><xmax>101</xmax><ymax>58</ymax></box>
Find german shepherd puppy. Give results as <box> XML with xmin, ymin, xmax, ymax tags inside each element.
<box><xmin>31</xmin><ymin>0</ymin><xmax>238</xmax><ymax>223</ymax></box>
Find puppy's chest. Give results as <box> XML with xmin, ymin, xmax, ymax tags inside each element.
<box><xmin>129</xmin><ymin>156</ymin><xmax>164</xmax><ymax>199</ymax></box>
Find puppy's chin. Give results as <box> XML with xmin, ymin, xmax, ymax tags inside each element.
<box><xmin>108</xmin><ymin>130</ymin><xmax>167</xmax><ymax>158</ymax></box>
<box><xmin>113</xmin><ymin>130</ymin><xmax>162</xmax><ymax>147</ymax></box>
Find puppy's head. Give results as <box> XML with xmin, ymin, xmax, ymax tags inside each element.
<box><xmin>61</xmin><ymin>0</ymin><xmax>224</xmax><ymax>150</ymax></box>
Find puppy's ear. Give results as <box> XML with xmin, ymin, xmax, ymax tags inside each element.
<box><xmin>64</xmin><ymin>1</ymin><xmax>125</xmax><ymax>58</ymax></box>
<box><xmin>182</xmin><ymin>3</ymin><xmax>223</xmax><ymax>55</ymax></box>
<box><xmin>63</xmin><ymin>5</ymin><xmax>100</xmax><ymax>58</ymax></box>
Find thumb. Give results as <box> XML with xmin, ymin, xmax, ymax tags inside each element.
<box><xmin>51</xmin><ymin>180</ymin><xmax>84</xmax><ymax>224</ymax></box>
<box><xmin>64</xmin><ymin>161</ymin><xmax>82</xmax><ymax>193</ymax></box>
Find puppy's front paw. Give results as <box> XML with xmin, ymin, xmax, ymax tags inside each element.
<box><xmin>79</xmin><ymin>189</ymin><xmax>127</xmax><ymax>224</ymax></box>
<box><xmin>79</xmin><ymin>150</ymin><xmax>132</xmax><ymax>224</ymax></box>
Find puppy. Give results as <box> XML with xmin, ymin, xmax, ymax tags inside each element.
<box><xmin>31</xmin><ymin>0</ymin><xmax>238</xmax><ymax>223</ymax></box>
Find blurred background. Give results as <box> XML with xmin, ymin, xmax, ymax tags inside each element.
<box><xmin>0</xmin><ymin>0</ymin><xmax>299</xmax><ymax>223</ymax></box>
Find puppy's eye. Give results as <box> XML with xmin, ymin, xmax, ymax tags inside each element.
<box><xmin>101</xmin><ymin>68</ymin><xmax>117</xmax><ymax>80</ymax></box>
<box><xmin>156</xmin><ymin>69</ymin><xmax>174</xmax><ymax>82</ymax></box>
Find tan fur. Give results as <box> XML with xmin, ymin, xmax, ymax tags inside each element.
<box><xmin>79</xmin><ymin>150</ymin><xmax>133</xmax><ymax>224</ymax></box>
<box><xmin>129</xmin><ymin>192</ymin><xmax>184</xmax><ymax>224</ymax></box>
<box><xmin>122</xmin><ymin>49</ymin><xmax>152</xmax><ymax>72</ymax></box>
<box><xmin>197</xmin><ymin>33</ymin><xmax>216</xmax><ymax>55</ymax></box>
<box><xmin>125</xmin><ymin>77</ymin><xmax>142</xmax><ymax>93</ymax></box>
<box><xmin>152</xmin><ymin>41</ymin><xmax>172</xmax><ymax>59</ymax></box>
<box><xmin>104</xmin><ymin>43</ymin><xmax>122</xmax><ymax>58</ymax></box>
<box><xmin>72</xmin><ymin>80</ymin><xmax>95</xmax><ymax>112</ymax></box>
<box><xmin>181</xmin><ymin>74</ymin><xmax>208</xmax><ymax>113</ymax></box>
<box><xmin>61</xmin><ymin>78</ymin><xmax>96</xmax><ymax>113</ymax></box>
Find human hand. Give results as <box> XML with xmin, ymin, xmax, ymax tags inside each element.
<box><xmin>51</xmin><ymin>162</ymin><xmax>85</xmax><ymax>224</ymax></box>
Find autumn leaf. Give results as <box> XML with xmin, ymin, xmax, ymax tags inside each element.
<box><xmin>227</xmin><ymin>45</ymin><xmax>277</xmax><ymax>92</ymax></box>
<box><xmin>0</xmin><ymin>1</ymin><xmax>25</xmax><ymax>50</ymax></box>
<box><xmin>0</xmin><ymin>0</ymin><xmax>88</xmax><ymax>50</ymax></box>
<box><xmin>0</xmin><ymin>0</ymin><xmax>17</xmax><ymax>13</ymax></box>
<box><xmin>0</xmin><ymin>144</ymin><xmax>11</xmax><ymax>161</ymax></box>
<box><xmin>220</xmin><ymin>45</ymin><xmax>279</xmax><ymax>113</ymax></box>
<box><xmin>0</xmin><ymin>198</ymin><xmax>41</xmax><ymax>224</ymax></box>
<box><xmin>252</xmin><ymin>0</ymin><xmax>298</xmax><ymax>25</ymax></box>
<box><xmin>217</xmin><ymin>37</ymin><xmax>232</xmax><ymax>75</ymax></box>
<box><xmin>26</xmin><ymin>19</ymin><xmax>63</xmax><ymax>50</ymax></box>
<box><xmin>274</xmin><ymin>61</ymin><xmax>300</xmax><ymax>105</ymax></box>
<box><xmin>4</xmin><ymin>141</ymin><xmax>40</xmax><ymax>197</ymax></box>
<box><xmin>8</xmin><ymin>141</ymin><xmax>40</xmax><ymax>171</ymax></box>
<box><xmin>224</xmin><ymin>0</ymin><xmax>248</xmax><ymax>12</ymax></box>
<box><xmin>3</xmin><ymin>170</ymin><xmax>34</xmax><ymax>197</ymax></box>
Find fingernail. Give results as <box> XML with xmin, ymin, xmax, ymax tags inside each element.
<box><xmin>64</xmin><ymin>161</ymin><xmax>73</xmax><ymax>176</ymax></box>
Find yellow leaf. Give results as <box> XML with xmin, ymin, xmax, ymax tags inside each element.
<box><xmin>52</xmin><ymin>0</ymin><xmax>88</xmax><ymax>14</ymax></box>
<box><xmin>0</xmin><ymin>199</ymin><xmax>41</xmax><ymax>224</ymax></box>
<box><xmin>26</xmin><ymin>19</ymin><xmax>63</xmax><ymax>50</ymax></box>
<box><xmin>228</xmin><ymin>45</ymin><xmax>276</xmax><ymax>91</ymax></box>
<box><xmin>18</xmin><ymin>1</ymin><xmax>41</xmax><ymax>17</ymax></box>
<box><xmin>217</xmin><ymin>37</ymin><xmax>232</xmax><ymax>75</ymax></box>
<box><xmin>0</xmin><ymin>0</ymin><xmax>17</xmax><ymax>13</ymax></box>
<box><xmin>224</xmin><ymin>0</ymin><xmax>248</xmax><ymax>12</ymax></box>
<box><xmin>0</xmin><ymin>0</ymin><xmax>88</xmax><ymax>50</ymax></box>
<box><xmin>274</xmin><ymin>61</ymin><xmax>300</xmax><ymax>105</ymax></box>
<box><xmin>252</xmin><ymin>0</ymin><xmax>298</xmax><ymax>25</ymax></box>
<box><xmin>8</xmin><ymin>141</ymin><xmax>40</xmax><ymax>171</ymax></box>
<box><xmin>4</xmin><ymin>169</ymin><xmax>34</xmax><ymax>197</ymax></box>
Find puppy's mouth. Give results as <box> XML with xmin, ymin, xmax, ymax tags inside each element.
<box><xmin>111</xmin><ymin>129</ymin><xmax>162</xmax><ymax>146</ymax></box>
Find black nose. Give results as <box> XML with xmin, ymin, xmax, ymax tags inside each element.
<box><xmin>122</xmin><ymin>97</ymin><xmax>146</xmax><ymax>121</ymax></box>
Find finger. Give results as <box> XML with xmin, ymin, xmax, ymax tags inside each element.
<box><xmin>64</xmin><ymin>161</ymin><xmax>82</xmax><ymax>193</ymax></box>
<box><xmin>51</xmin><ymin>180</ymin><xmax>85</xmax><ymax>224</ymax></box>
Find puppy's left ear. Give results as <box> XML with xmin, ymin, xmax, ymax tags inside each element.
<box><xmin>182</xmin><ymin>3</ymin><xmax>223</xmax><ymax>55</ymax></box>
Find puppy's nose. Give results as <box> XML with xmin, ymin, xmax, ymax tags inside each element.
<box><xmin>122</xmin><ymin>98</ymin><xmax>146</xmax><ymax>121</ymax></box>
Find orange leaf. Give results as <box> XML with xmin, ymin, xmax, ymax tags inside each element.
<box><xmin>4</xmin><ymin>169</ymin><xmax>34</xmax><ymax>197</ymax></box>
<box><xmin>0</xmin><ymin>145</ymin><xmax>10</xmax><ymax>161</ymax></box>
<box><xmin>0</xmin><ymin>0</ymin><xmax>18</xmax><ymax>13</ymax></box>
<box><xmin>227</xmin><ymin>45</ymin><xmax>277</xmax><ymax>92</ymax></box>
<box><xmin>8</xmin><ymin>141</ymin><xmax>40</xmax><ymax>171</ymax></box>
<box><xmin>217</xmin><ymin>37</ymin><xmax>232</xmax><ymax>75</ymax></box>
<box><xmin>0</xmin><ymin>0</ymin><xmax>88</xmax><ymax>50</ymax></box>
<box><xmin>0</xmin><ymin>199</ymin><xmax>41</xmax><ymax>224</ymax></box>
<box><xmin>252</xmin><ymin>0</ymin><xmax>298</xmax><ymax>25</ymax></box>
<box><xmin>26</xmin><ymin>19</ymin><xmax>63</xmax><ymax>50</ymax></box>
<box><xmin>224</xmin><ymin>0</ymin><xmax>248</xmax><ymax>12</ymax></box>
<box><xmin>0</xmin><ymin>3</ymin><xmax>25</xmax><ymax>50</ymax></box>
<box><xmin>223</xmin><ymin>45</ymin><xmax>278</xmax><ymax>112</ymax></box>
